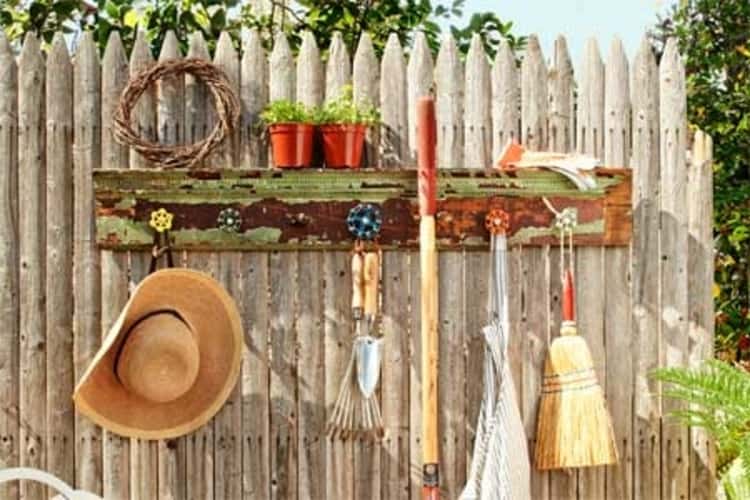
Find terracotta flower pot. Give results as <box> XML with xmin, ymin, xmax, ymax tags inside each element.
<box><xmin>268</xmin><ymin>123</ymin><xmax>314</xmax><ymax>168</ymax></box>
<box><xmin>320</xmin><ymin>124</ymin><xmax>367</xmax><ymax>169</ymax></box>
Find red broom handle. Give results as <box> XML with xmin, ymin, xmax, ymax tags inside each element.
<box><xmin>417</xmin><ymin>96</ymin><xmax>440</xmax><ymax>499</ymax></box>
<box><xmin>562</xmin><ymin>269</ymin><xmax>575</xmax><ymax>322</ymax></box>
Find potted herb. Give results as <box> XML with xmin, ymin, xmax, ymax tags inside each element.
<box><xmin>261</xmin><ymin>100</ymin><xmax>314</xmax><ymax>168</ymax></box>
<box><xmin>315</xmin><ymin>86</ymin><xmax>380</xmax><ymax>169</ymax></box>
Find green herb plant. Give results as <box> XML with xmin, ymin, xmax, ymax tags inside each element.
<box><xmin>314</xmin><ymin>85</ymin><xmax>380</xmax><ymax>126</ymax></box>
<box><xmin>260</xmin><ymin>100</ymin><xmax>313</xmax><ymax>125</ymax></box>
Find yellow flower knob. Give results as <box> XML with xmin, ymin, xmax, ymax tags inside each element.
<box><xmin>149</xmin><ymin>208</ymin><xmax>174</xmax><ymax>233</ymax></box>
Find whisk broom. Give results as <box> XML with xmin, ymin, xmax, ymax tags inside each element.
<box><xmin>534</xmin><ymin>207</ymin><xmax>618</xmax><ymax>469</ymax></box>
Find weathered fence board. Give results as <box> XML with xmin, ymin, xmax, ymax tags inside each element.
<box><xmin>100</xmin><ymin>30</ymin><xmax>134</xmax><ymax>500</ymax></box>
<box><xmin>688</xmin><ymin>131</ymin><xmax>716</xmax><ymax>498</ymax></box>
<box><xmin>0</xmin><ymin>30</ymin><xmax>714</xmax><ymax>500</ymax></box>
<box><xmin>660</xmin><ymin>37</ymin><xmax>690</xmax><ymax>500</ymax></box>
<box><xmin>0</xmin><ymin>31</ymin><xmax>19</xmax><ymax>500</ymax></box>
<box><xmin>353</xmin><ymin>33</ymin><xmax>380</xmax><ymax>167</ymax></box>
<box><xmin>46</xmin><ymin>33</ymin><xmax>75</xmax><ymax>489</ymax></box>
<box><xmin>184</xmin><ymin>31</ymin><xmax>214</xmax><ymax>500</ymax></box>
<box><xmin>603</xmin><ymin>37</ymin><xmax>634</xmax><ymax>500</ymax></box>
<box><xmin>73</xmin><ymin>31</ymin><xmax>103</xmax><ymax>496</ymax></box>
<box><xmin>631</xmin><ymin>34</ymin><xmax>662</xmax><ymax>500</ymax></box>
<box><xmin>18</xmin><ymin>33</ymin><xmax>47</xmax><ymax>500</ymax></box>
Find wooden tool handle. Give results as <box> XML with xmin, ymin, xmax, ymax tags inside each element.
<box><xmin>417</xmin><ymin>97</ymin><xmax>437</xmax><ymax>217</ymax></box>
<box><xmin>363</xmin><ymin>251</ymin><xmax>380</xmax><ymax>317</ymax></box>
<box><xmin>417</xmin><ymin>95</ymin><xmax>440</xmax><ymax>498</ymax></box>
<box><xmin>352</xmin><ymin>252</ymin><xmax>365</xmax><ymax>316</ymax></box>
<box><xmin>562</xmin><ymin>268</ymin><xmax>575</xmax><ymax>322</ymax></box>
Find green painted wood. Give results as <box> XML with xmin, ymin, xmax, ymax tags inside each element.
<box><xmin>95</xmin><ymin>168</ymin><xmax>631</xmax><ymax>250</ymax></box>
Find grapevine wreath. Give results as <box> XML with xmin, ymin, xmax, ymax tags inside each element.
<box><xmin>113</xmin><ymin>58</ymin><xmax>240</xmax><ymax>169</ymax></box>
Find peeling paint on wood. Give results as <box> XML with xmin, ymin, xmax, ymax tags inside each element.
<box><xmin>94</xmin><ymin>168</ymin><xmax>631</xmax><ymax>250</ymax></box>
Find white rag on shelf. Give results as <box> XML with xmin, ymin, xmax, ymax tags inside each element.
<box><xmin>497</xmin><ymin>140</ymin><xmax>599</xmax><ymax>191</ymax></box>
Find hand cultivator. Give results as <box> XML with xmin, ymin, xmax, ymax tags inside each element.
<box><xmin>327</xmin><ymin>204</ymin><xmax>385</xmax><ymax>440</ymax></box>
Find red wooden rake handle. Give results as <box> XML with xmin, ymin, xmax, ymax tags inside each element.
<box><xmin>417</xmin><ymin>96</ymin><xmax>440</xmax><ymax>499</ymax></box>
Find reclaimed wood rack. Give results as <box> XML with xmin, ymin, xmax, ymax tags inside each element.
<box><xmin>95</xmin><ymin>166</ymin><xmax>631</xmax><ymax>250</ymax></box>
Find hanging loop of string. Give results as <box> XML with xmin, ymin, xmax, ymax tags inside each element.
<box><xmin>542</xmin><ymin>198</ymin><xmax>577</xmax><ymax>281</ymax></box>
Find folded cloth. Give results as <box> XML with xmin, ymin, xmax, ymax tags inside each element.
<box><xmin>497</xmin><ymin>140</ymin><xmax>599</xmax><ymax>191</ymax></box>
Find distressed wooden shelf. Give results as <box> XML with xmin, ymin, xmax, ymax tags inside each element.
<box><xmin>94</xmin><ymin>167</ymin><xmax>632</xmax><ymax>250</ymax></box>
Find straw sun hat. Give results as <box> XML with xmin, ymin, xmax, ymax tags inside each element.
<box><xmin>74</xmin><ymin>268</ymin><xmax>243</xmax><ymax>440</ymax></box>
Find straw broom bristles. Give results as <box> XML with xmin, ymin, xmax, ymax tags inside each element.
<box><xmin>534</xmin><ymin>271</ymin><xmax>618</xmax><ymax>470</ymax></box>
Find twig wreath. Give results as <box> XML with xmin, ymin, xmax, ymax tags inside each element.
<box><xmin>114</xmin><ymin>58</ymin><xmax>240</xmax><ymax>169</ymax></box>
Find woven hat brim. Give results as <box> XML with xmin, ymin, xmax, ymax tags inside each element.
<box><xmin>73</xmin><ymin>268</ymin><xmax>243</xmax><ymax>440</ymax></box>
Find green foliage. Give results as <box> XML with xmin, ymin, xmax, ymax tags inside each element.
<box><xmin>1</xmin><ymin>1</ymin><xmax>524</xmax><ymax>59</ymax></box>
<box><xmin>313</xmin><ymin>86</ymin><xmax>380</xmax><ymax>126</ymax></box>
<box><xmin>724</xmin><ymin>458</ymin><xmax>750</xmax><ymax>500</ymax></box>
<box><xmin>260</xmin><ymin>100</ymin><xmax>313</xmax><ymax>124</ymax></box>
<box><xmin>653</xmin><ymin>360</ymin><xmax>750</xmax><ymax>496</ymax></box>
<box><xmin>240</xmin><ymin>0</ymin><xmax>525</xmax><ymax>58</ymax></box>
<box><xmin>1</xmin><ymin>0</ymin><xmax>238</xmax><ymax>55</ymax></box>
<box><xmin>0</xmin><ymin>0</ymin><xmax>90</xmax><ymax>46</ymax></box>
<box><xmin>651</xmin><ymin>0</ymin><xmax>750</xmax><ymax>355</ymax></box>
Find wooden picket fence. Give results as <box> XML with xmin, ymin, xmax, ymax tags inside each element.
<box><xmin>0</xmin><ymin>26</ymin><xmax>714</xmax><ymax>500</ymax></box>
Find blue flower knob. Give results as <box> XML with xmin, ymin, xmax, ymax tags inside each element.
<box><xmin>347</xmin><ymin>203</ymin><xmax>382</xmax><ymax>241</ymax></box>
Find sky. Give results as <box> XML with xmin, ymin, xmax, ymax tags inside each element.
<box><xmin>450</xmin><ymin>0</ymin><xmax>672</xmax><ymax>68</ymax></box>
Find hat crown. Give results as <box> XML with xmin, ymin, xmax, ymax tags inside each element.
<box><xmin>116</xmin><ymin>312</ymin><xmax>200</xmax><ymax>403</ymax></box>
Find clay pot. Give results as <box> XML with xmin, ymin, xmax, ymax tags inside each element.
<box><xmin>268</xmin><ymin>123</ymin><xmax>314</xmax><ymax>168</ymax></box>
<box><xmin>320</xmin><ymin>124</ymin><xmax>367</xmax><ymax>169</ymax></box>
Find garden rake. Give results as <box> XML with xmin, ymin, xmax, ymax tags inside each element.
<box><xmin>327</xmin><ymin>206</ymin><xmax>385</xmax><ymax>440</ymax></box>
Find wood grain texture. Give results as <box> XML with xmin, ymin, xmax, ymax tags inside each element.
<box><xmin>45</xmin><ymin>33</ymin><xmax>75</xmax><ymax>489</ymax></box>
<box><xmin>491</xmin><ymin>40</ymin><xmax>519</xmax><ymax>159</ymax></box>
<box><xmin>462</xmin><ymin>251</ymin><xmax>489</xmax><ymax>486</ymax></box>
<box><xmin>94</xmin><ymin>168</ymin><xmax>632</xmax><ymax>250</ymax></box>
<box><xmin>212</xmin><ymin>33</ymin><xmax>243</xmax><ymax>500</ymax></box>
<box><xmin>241</xmin><ymin>252</ymin><xmax>270</xmax><ymax>499</ymax></box>
<box><xmin>353</xmin><ymin>33</ymin><xmax>380</xmax><ymax>167</ymax></box>
<box><xmin>297</xmin><ymin>252</ymin><xmax>326</xmax><ymax>500</ymax></box>
<box><xmin>688</xmin><ymin>131</ymin><xmax>716</xmax><ymax>498</ymax></box>
<box><xmin>73</xmin><ymin>32</ymin><xmax>103</xmax><ymax>496</ymax></box>
<box><xmin>464</xmin><ymin>34</ymin><xmax>491</xmax><ymax>168</ymax></box>
<box><xmin>0</xmin><ymin>31</ymin><xmax>19</xmax><ymax>500</ymax></box>
<box><xmin>380</xmin><ymin>34</ymin><xmax>407</xmax><ymax>168</ymax></box>
<box><xmin>241</xmin><ymin>29</ymin><xmax>268</xmax><ymax>168</ymax></box>
<box><xmin>325</xmin><ymin>32</ymin><xmax>350</xmax><ymax>102</ymax></box>
<box><xmin>521</xmin><ymin>35</ymin><xmax>547</xmax><ymax>150</ymax></box>
<box><xmin>155</xmin><ymin>31</ymin><xmax>187</xmax><ymax>500</ymax></box>
<box><xmin>18</xmin><ymin>33</ymin><xmax>46</xmax><ymax>500</ymax></box>
<box><xmin>522</xmin><ymin>247</ymin><xmax>549</xmax><ymax>499</ymax></box>
<box><xmin>548</xmin><ymin>36</ymin><xmax>574</xmax><ymax>153</ymax></box>
<box><xmin>184</xmin><ymin>253</ymin><xmax>217</xmax><ymax>500</ymax></box>
<box><xmin>604</xmin><ymin>36</ymin><xmax>634</xmax><ymax>500</ymax></box>
<box><xmin>659</xmin><ymin>37</ymin><xmax>690</xmax><ymax>500</ymax></box>
<box><xmin>630</xmin><ymin>35</ymin><xmax>662</xmax><ymax>500</ymax></box>
<box><xmin>269</xmin><ymin>251</ymin><xmax>298</xmax><ymax>499</ymax></box>
<box><xmin>269</xmin><ymin>34</ymin><xmax>295</xmax><ymax>102</ymax></box>
<box><xmin>434</xmin><ymin>34</ymin><xmax>463</xmax><ymax>169</ymax></box>
<box><xmin>408</xmin><ymin>251</ymin><xmax>422</xmax><ymax>500</ymax></box>
<box><xmin>380</xmin><ymin>251</ymin><xmax>410</xmax><ymax>500</ymax></box>
<box><xmin>296</xmin><ymin>32</ymin><xmax>323</xmax><ymax>108</ymax></box>
<box><xmin>577</xmin><ymin>38</ymin><xmax>605</xmax><ymax>157</ymax></box>
<box><xmin>438</xmin><ymin>251</ymin><xmax>464</xmax><ymax>497</ymax></box>
<box><xmin>128</xmin><ymin>30</ymin><xmax>156</xmax><ymax>169</ymax></box>
<box><xmin>100</xmin><ymin>30</ymin><xmax>134</xmax><ymax>500</ymax></box>
<box><xmin>0</xmin><ymin>30</ymin><xmax>715</xmax><ymax>500</ymax></box>
<box><xmin>215</xmin><ymin>251</ymin><xmax>243</xmax><ymax>500</ymax></box>
<box><xmin>324</xmin><ymin>251</ymin><xmax>354</xmax><ymax>499</ymax></box>
<box><xmin>184</xmin><ymin>31</ymin><xmax>216</xmax><ymax>500</ymax></box>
